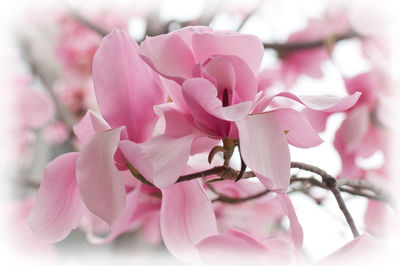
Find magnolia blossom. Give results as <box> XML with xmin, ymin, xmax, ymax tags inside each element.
<box><xmin>29</xmin><ymin>26</ymin><xmax>363</xmax><ymax>264</ymax></box>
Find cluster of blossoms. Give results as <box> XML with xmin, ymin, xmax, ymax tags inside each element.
<box><xmin>28</xmin><ymin>25</ymin><xmax>376</xmax><ymax>264</ymax></box>
<box><xmin>8</xmin><ymin>2</ymin><xmax>398</xmax><ymax>265</ymax></box>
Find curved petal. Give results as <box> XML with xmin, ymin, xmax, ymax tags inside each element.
<box><xmin>202</xmin><ymin>55</ymin><xmax>257</xmax><ymax>104</ymax></box>
<box><xmin>76</xmin><ymin>127</ymin><xmax>125</xmax><ymax>225</ymax></box>
<box><xmin>253</xmin><ymin>91</ymin><xmax>361</xmax><ymax>114</ymax></box>
<box><xmin>119</xmin><ymin>134</ymin><xmax>195</xmax><ymax>188</ymax></box>
<box><xmin>192</xmin><ymin>31</ymin><xmax>264</xmax><ymax>74</ymax></box>
<box><xmin>315</xmin><ymin>235</ymin><xmax>388</xmax><ymax>266</ymax></box>
<box><xmin>118</xmin><ymin>140</ymin><xmax>154</xmax><ymax>183</ymax></box>
<box><xmin>86</xmin><ymin>184</ymin><xmax>142</xmax><ymax>244</ymax></box>
<box><xmin>274</xmin><ymin>108</ymin><xmax>323</xmax><ymax>148</ymax></box>
<box><xmin>18</xmin><ymin>86</ymin><xmax>55</xmax><ymax>129</ymax></box>
<box><xmin>336</xmin><ymin>104</ymin><xmax>370</xmax><ymax>153</ymax></box>
<box><xmin>277</xmin><ymin>194</ymin><xmax>303</xmax><ymax>251</ymax></box>
<box><xmin>301</xmin><ymin>108</ymin><xmax>332</xmax><ymax>133</ymax></box>
<box><xmin>73</xmin><ymin>110</ymin><xmax>110</xmax><ymax>145</ymax></box>
<box><xmin>160</xmin><ymin>180</ymin><xmax>218</xmax><ymax>261</ymax></box>
<box><xmin>142</xmin><ymin>135</ymin><xmax>195</xmax><ymax>188</ymax></box>
<box><xmin>197</xmin><ymin>232</ymin><xmax>267</xmax><ymax>266</ymax></box>
<box><xmin>182</xmin><ymin>78</ymin><xmax>252</xmax><ymax>136</ymax></box>
<box><xmin>28</xmin><ymin>153</ymin><xmax>84</xmax><ymax>242</ymax></box>
<box><xmin>139</xmin><ymin>34</ymin><xmax>197</xmax><ymax>83</ymax></box>
<box><xmin>154</xmin><ymin>103</ymin><xmax>194</xmax><ymax>137</ymax></box>
<box><xmin>93</xmin><ymin>28</ymin><xmax>166</xmax><ymax>142</ymax></box>
<box><xmin>236</xmin><ymin>113</ymin><xmax>291</xmax><ymax>191</ymax></box>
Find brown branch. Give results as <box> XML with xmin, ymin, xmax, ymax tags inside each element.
<box><xmin>290</xmin><ymin>161</ymin><xmax>360</xmax><ymax>238</ymax></box>
<box><xmin>206</xmin><ymin>183</ymin><xmax>270</xmax><ymax>204</ymax></box>
<box><xmin>19</xmin><ymin>39</ymin><xmax>77</xmax><ymax>130</ymax></box>
<box><xmin>263</xmin><ymin>31</ymin><xmax>361</xmax><ymax>53</ymax></box>
<box><xmin>177</xmin><ymin>166</ymin><xmax>229</xmax><ymax>183</ymax></box>
<box><xmin>236</xmin><ymin>1</ymin><xmax>264</xmax><ymax>32</ymax></box>
<box><xmin>330</xmin><ymin>185</ymin><xmax>360</xmax><ymax>238</ymax></box>
<box><xmin>336</xmin><ymin>178</ymin><xmax>391</xmax><ymax>201</ymax></box>
<box><xmin>70</xmin><ymin>10</ymin><xmax>108</xmax><ymax>37</ymax></box>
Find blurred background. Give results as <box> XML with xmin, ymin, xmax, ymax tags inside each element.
<box><xmin>1</xmin><ymin>0</ymin><xmax>399</xmax><ymax>265</ymax></box>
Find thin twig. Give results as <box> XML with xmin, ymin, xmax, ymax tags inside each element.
<box><xmin>263</xmin><ymin>31</ymin><xmax>361</xmax><ymax>53</ymax></box>
<box><xmin>236</xmin><ymin>0</ymin><xmax>264</xmax><ymax>32</ymax></box>
<box><xmin>19</xmin><ymin>40</ymin><xmax>77</xmax><ymax>130</ymax></box>
<box><xmin>330</xmin><ymin>185</ymin><xmax>360</xmax><ymax>238</ymax></box>
<box><xmin>70</xmin><ymin>10</ymin><xmax>108</xmax><ymax>37</ymax></box>
<box><xmin>206</xmin><ymin>182</ymin><xmax>270</xmax><ymax>204</ymax></box>
<box><xmin>290</xmin><ymin>161</ymin><xmax>360</xmax><ymax>238</ymax></box>
<box><xmin>177</xmin><ymin>166</ymin><xmax>227</xmax><ymax>183</ymax></box>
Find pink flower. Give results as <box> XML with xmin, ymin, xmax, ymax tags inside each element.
<box><xmin>29</xmin><ymin>28</ymin><xmax>167</xmax><ymax>241</ymax></box>
<box><xmin>133</xmin><ymin>26</ymin><xmax>361</xmax><ymax>192</ymax></box>
<box><xmin>276</xmin><ymin>13</ymin><xmax>349</xmax><ymax>87</ymax></box>
<box><xmin>334</xmin><ymin>70</ymin><xmax>388</xmax><ymax>179</ymax></box>
<box><xmin>197</xmin><ymin>194</ymin><xmax>303</xmax><ymax>266</ymax></box>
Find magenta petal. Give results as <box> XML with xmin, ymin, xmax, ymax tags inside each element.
<box><xmin>160</xmin><ymin>180</ymin><xmax>218</xmax><ymax>261</ymax></box>
<box><xmin>76</xmin><ymin>127</ymin><xmax>126</xmax><ymax>225</ymax></box>
<box><xmin>28</xmin><ymin>153</ymin><xmax>84</xmax><ymax>242</ymax></box>
<box><xmin>93</xmin><ymin>28</ymin><xmax>166</xmax><ymax>142</ymax></box>
<box><xmin>73</xmin><ymin>110</ymin><xmax>110</xmax><ymax>145</ymax></box>
<box><xmin>274</xmin><ymin>108</ymin><xmax>323</xmax><ymax>148</ymax></box>
<box><xmin>192</xmin><ymin>31</ymin><xmax>264</xmax><ymax>74</ymax></box>
<box><xmin>236</xmin><ymin>113</ymin><xmax>291</xmax><ymax>190</ymax></box>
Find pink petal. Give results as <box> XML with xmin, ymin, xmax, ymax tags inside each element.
<box><xmin>236</xmin><ymin>113</ymin><xmax>291</xmax><ymax>191</ymax></box>
<box><xmin>117</xmin><ymin>140</ymin><xmax>154</xmax><ymax>183</ymax></box>
<box><xmin>160</xmin><ymin>180</ymin><xmax>218</xmax><ymax>261</ymax></box>
<box><xmin>277</xmin><ymin>194</ymin><xmax>303</xmax><ymax>251</ymax></box>
<box><xmin>190</xmin><ymin>136</ymin><xmax>221</xmax><ymax>155</ymax></box>
<box><xmin>139</xmin><ymin>33</ymin><xmax>197</xmax><ymax>83</ymax></box>
<box><xmin>202</xmin><ymin>55</ymin><xmax>257</xmax><ymax>104</ymax></box>
<box><xmin>93</xmin><ymin>28</ymin><xmax>166</xmax><ymax>142</ymax></box>
<box><xmin>315</xmin><ymin>235</ymin><xmax>388</xmax><ymax>266</ymax></box>
<box><xmin>192</xmin><ymin>31</ymin><xmax>264</xmax><ymax>74</ymax></box>
<box><xmin>274</xmin><ymin>108</ymin><xmax>323</xmax><ymax>148</ymax></box>
<box><xmin>301</xmin><ymin>108</ymin><xmax>332</xmax><ymax>133</ymax></box>
<box><xmin>119</xmin><ymin>135</ymin><xmax>195</xmax><ymax>188</ymax></box>
<box><xmin>28</xmin><ymin>153</ymin><xmax>84</xmax><ymax>242</ymax></box>
<box><xmin>344</xmin><ymin>72</ymin><xmax>379</xmax><ymax>108</ymax></box>
<box><xmin>336</xmin><ymin>104</ymin><xmax>370</xmax><ymax>153</ymax></box>
<box><xmin>141</xmin><ymin>212</ymin><xmax>162</xmax><ymax>246</ymax></box>
<box><xmin>253</xmin><ymin>91</ymin><xmax>361</xmax><ymax>114</ymax></box>
<box><xmin>76</xmin><ymin>127</ymin><xmax>126</xmax><ymax>225</ymax></box>
<box><xmin>87</xmin><ymin>184</ymin><xmax>142</xmax><ymax>244</ymax></box>
<box><xmin>18</xmin><ymin>87</ymin><xmax>55</xmax><ymax>129</ymax></box>
<box><xmin>197</xmin><ymin>232</ymin><xmax>267</xmax><ymax>266</ymax></box>
<box><xmin>142</xmin><ymin>135</ymin><xmax>195</xmax><ymax>188</ymax></box>
<box><xmin>73</xmin><ymin>110</ymin><xmax>110</xmax><ymax>145</ymax></box>
<box><xmin>154</xmin><ymin>103</ymin><xmax>194</xmax><ymax>137</ymax></box>
<box><xmin>182</xmin><ymin>78</ymin><xmax>252</xmax><ymax>136</ymax></box>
